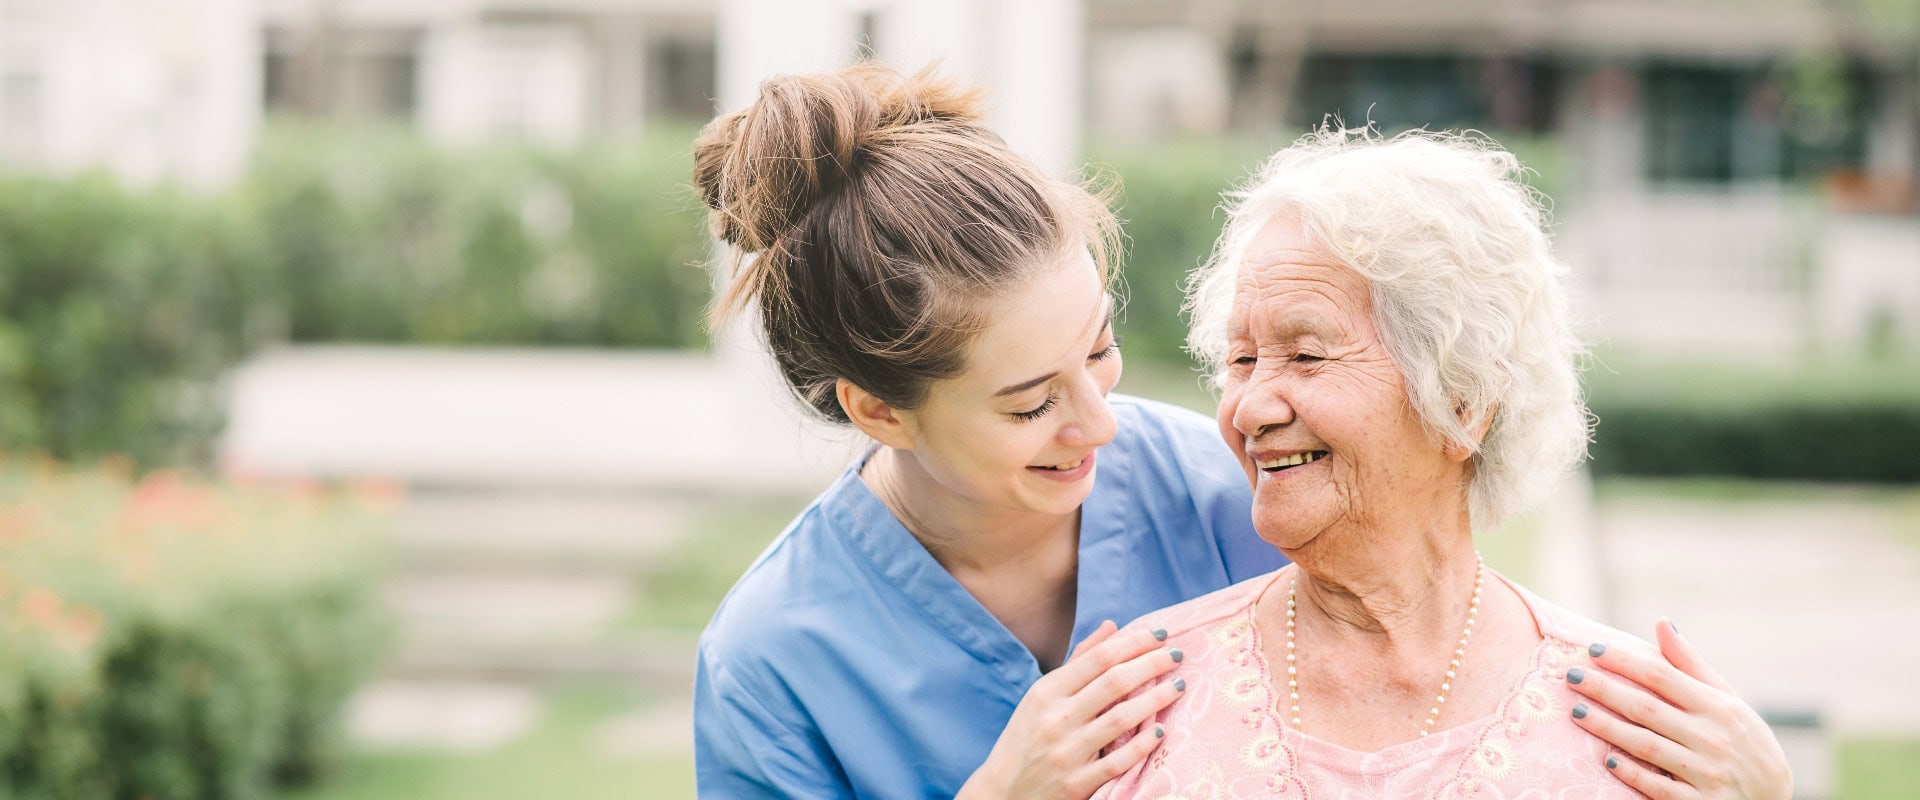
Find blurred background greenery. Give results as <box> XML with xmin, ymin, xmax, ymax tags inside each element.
<box><xmin>0</xmin><ymin>460</ymin><xmax>390</xmax><ymax>798</ymax></box>
<box><xmin>2</xmin><ymin>114</ymin><xmax>1918</xmax><ymax>798</ymax></box>
<box><xmin>3</xmin><ymin>0</ymin><xmax>1919</xmax><ymax>797</ymax></box>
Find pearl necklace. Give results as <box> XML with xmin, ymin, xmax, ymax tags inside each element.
<box><xmin>1283</xmin><ymin>553</ymin><xmax>1485</xmax><ymax>738</ymax></box>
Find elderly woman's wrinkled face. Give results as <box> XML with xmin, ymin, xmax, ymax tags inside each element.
<box><xmin>1216</xmin><ymin>214</ymin><xmax>1468</xmax><ymax>554</ymax></box>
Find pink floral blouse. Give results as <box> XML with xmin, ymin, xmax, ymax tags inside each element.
<box><xmin>1093</xmin><ymin>567</ymin><xmax>1646</xmax><ymax>799</ymax></box>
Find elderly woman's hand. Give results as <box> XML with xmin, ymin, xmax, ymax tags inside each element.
<box><xmin>1564</xmin><ymin>618</ymin><xmax>1792</xmax><ymax>799</ymax></box>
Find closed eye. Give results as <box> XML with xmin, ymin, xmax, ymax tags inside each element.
<box><xmin>1090</xmin><ymin>332</ymin><xmax>1122</xmax><ymax>362</ymax></box>
<box><xmin>1012</xmin><ymin>394</ymin><xmax>1058</xmax><ymax>422</ymax></box>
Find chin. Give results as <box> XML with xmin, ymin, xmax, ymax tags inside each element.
<box><xmin>1021</xmin><ymin>475</ymin><xmax>1097</xmax><ymax>515</ymax></box>
<box><xmin>1251</xmin><ymin>505</ymin><xmax>1316</xmax><ymax>551</ymax></box>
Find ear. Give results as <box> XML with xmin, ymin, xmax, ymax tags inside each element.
<box><xmin>1442</xmin><ymin>402</ymin><xmax>1495</xmax><ymax>462</ymax></box>
<box><xmin>837</xmin><ymin>379</ymin><xmax>917</xmax><ymax>450</ymax></box>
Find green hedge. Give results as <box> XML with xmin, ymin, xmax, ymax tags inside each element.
<box><xmin>0</xmin><ymin>459</ymin><xmax>391</xmax><ymax>799</ymax></box>
<box><xmin>1586</xmin><ymin>356</ymin><xmax>1920</xmax><ymax>483</ymax></box>
<box><xmin>0</xmin><ymin>120</ymin><xmax>712</xmax><ymax>465</ymax></box>
<box><xmin>1091</xmin><ymin>137</ymin><xmax>1279</xmax><ymax>364</ymax></box>
<box><xmin>233</xmin><ymin>122</ymin><xmax>711</xmax><ymax>347</ymax></box>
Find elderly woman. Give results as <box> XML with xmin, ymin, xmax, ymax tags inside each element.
<box><xmin>1094</xmin><ymin>130</ymin><xmax>1789</xmax><ymax>798</ymax></box>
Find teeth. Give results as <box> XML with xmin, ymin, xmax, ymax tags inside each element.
<box><xmin>1255</xmin><ymin>452</ymin><xmax>1323</xmax><ymax>471</ymax></box>
<box><xmin>1040</xmin><ymin>459</ymin><xmax>1084</xmax><ymax>471</ymax></box>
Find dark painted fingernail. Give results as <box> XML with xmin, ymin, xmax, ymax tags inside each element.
<box><xmin>1606</xmin><ymin>756</ymin><xmax>1619</xmax><ymax>770</ymax></box>
<box><xmin>1173</xmin><ymin>678</ymin><xmax>1186</xmax><ymax>692</ymax></box>
<box><xmin>1566</xmin><ymin>668</ymin><xmax>1585</xmax><ymax>685</ymax></box>
<box><xmin>1153</xmin><ymin>726</ymin><xmax>1165</xmax><ymax>739</ymax></box>
<box><xmin>1170</xmin><ymin>648</ymin><xmax>1184</xmax><ymax>663</ymax></box>
<box><xmin>1572</xmin><ymin>703</ymin><xmax>1589</xmax><ymax>720</ymax></box>
<box><xmin>1152</xmin><ymin>628</ymin><xmax>1168</xmax><ymax>641</ymax></box>
<box><xmin>1588</xmin><ymin>643</ymin><xmax>1607</xmax><ymax>658</ymax></box>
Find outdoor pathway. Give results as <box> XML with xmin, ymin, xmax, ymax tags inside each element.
<box><xmin>345</xmin><ymin>487</ymin><xmax>705</xmax><ymax>753</ymax></box>
<box><xmin>1594</xmin><ymin>490</ymin><xmax>1920</xmax><ymax>738</ymax></box>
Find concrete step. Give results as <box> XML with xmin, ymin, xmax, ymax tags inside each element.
<box><xmin>392</xmin><ymin>488</ymin><xmax>694</xmax><ymax>573</ymax></box>
<box><xmin>345</xmin><ymin>680</ymin><xmax>542</xmax><ymax>752</ymax></box>
<box><xmin>381</xmin><ymin>631</ymin><xmax>699</xmax><ymax>686</ymax></box>
<box><xmin>384</xmin><ymin>570</ymin><xmax>633</xmax><ymax>647</ymax></box>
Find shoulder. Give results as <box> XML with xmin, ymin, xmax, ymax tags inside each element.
<box><xmin>1122</xmin><ymin>569</ymin><xmax>1279</xmax><ymax>647</ymax></box>
<box><xmin>700</xmin><ymin>477</ymin><xmax>864</xmax><ymax>679</ymax></box>
<box><xmin>1505</xmin><ymin>575</ymin><xmax>1650</xmax><ymax>655</ymax></box>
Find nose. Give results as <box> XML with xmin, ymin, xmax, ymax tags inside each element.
<box><xmin>1229</xmin><ymin>371</ymin><xmax>1294</xmax><ymax>440</ymax></box>
<box><xmin>1059</xmin><ymin>381</ymin><xmax>1118</xmax><ymax>449</ymax></box>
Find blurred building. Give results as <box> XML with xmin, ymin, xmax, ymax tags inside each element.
<box><xmin>1</xmin><ymin>0</ymin><xmax>1915</xmax><ymax>349</ymax></box>
<box><xmin>253</xmin><ymin>0</ymin><xmax>1082</xmax><ymax>170</ymax></box>
<box><xmin>1092</xmin><ymin>0</ymin><xmax>1920</xmax><ymax>352</ymax></box>
<box><xmin>257</xmin><ymin>0</ymin><xmax>716</xmax><ymax>145</ymax></box>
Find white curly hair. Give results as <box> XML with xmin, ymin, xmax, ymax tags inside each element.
<box><xmin>1185</xmin><ymin>127</ymin><xmax>1591</xmax><ymax>530</ymax></box>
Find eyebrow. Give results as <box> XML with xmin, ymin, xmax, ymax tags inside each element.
<box><xmin>993</xmin><ymin>310</ymin><xmax>1114</xmax><ymax>398</ymax></box>
<box><xmin>1270</xmin><ymin>310</ymin><xmax>1332</xmax><ymax>339</ymax></box>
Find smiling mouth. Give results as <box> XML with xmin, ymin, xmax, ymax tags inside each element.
<box><xmin>1255</xmin><ymin>451</ymin><xmax>1327</xmax><ymax>473</ymax></box>
<box><xmin>1032</xmin><ymin>458</ymin><xmax>1086</xmax><ymax>471</ymax></box>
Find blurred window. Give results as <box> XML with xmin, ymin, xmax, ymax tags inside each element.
<box><xmin>649</xmin><ymin>33</ymin><xmax>716</xmax><ymax>121</ymax></box>
<box><xmin>263</xmin><ymin>27</ymin><xmax>421</xmax><ymax>121</ymax></box>
<box><xmin>0</xmin><ymin>68</ymin><xmax>41</xmax><ymax>161</ymax></box>
<box><xmin>1643</xmin><ymin>61</ymin><xmax>1875</xmax><ymax>184</ymax></box>
<box><xmin>1291</xmin><ymin>54</ymin><xmax>1558</xmax><ymax>135</ymax></box>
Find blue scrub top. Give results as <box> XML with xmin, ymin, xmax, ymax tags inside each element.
<box><xmin>693</xmin><ymin>395</ymin><xmax>1286</xmax><ymax>799</ymax></box>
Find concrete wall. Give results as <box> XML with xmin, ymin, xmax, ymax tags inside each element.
<box><xmin>0</xmin><ymin>0</ymin><xmax>260</xmax><ymax>189</ymax></box>
<box><xmin>421</xmin><ymin>19</ymin><xmax>590</xmax><ymax>146</ymax></box>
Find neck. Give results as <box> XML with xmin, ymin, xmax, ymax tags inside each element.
<box><xmin>862</xmin><ymin>446</ymin><xmax>1079</xmax><ymax>574</ymax></box>
<box><xmin>1281</xmin><ymin>497</ymin><xmax>1480</xmax><ymax>646</ymax></box>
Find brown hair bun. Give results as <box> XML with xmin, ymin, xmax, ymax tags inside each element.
<box><xmin>693</xmin><ymin>64</ymin><xmax>986</xmax><ymax>253</ymax></box>
<box><xmin>691</xmin><ymin>63</ymin><xmax>1117</xmax><ymax>424</ymax></box>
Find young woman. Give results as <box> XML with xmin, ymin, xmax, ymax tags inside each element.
<box><xmin>690</xmin><ymin>64</ymin><xmax>1789</xmax><ymax>800</ymax></box>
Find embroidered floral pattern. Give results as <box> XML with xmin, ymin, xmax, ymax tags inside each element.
<box><xmin>1471</xmin><ymin>739</ymin><xmax>1514</xmax><ymax>779</ymax></box>
<box><xmin>1221</xmin><ymin>671</ymin><xmax>1264</xmax><ymax>705</ymax></box>
<box><xmin>1238</xmin><ymin>732</ymin><xmax>1288</xmax><ymax>771</ymax></box>
<box><xmin>1092</xmin><ymin>571</ymin><xmax>1643</xmax><ymax>800</ymax></box>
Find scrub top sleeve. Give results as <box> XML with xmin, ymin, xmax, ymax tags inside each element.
<box><xmin>1176</xmin><ymin>420</ymin><xmax>1288</xmax><ymax>583</ymax></box>
<box><xmin>693</xmin><ymin>644</ymin><xmax>852</xmax><ymax>798</ymax></box>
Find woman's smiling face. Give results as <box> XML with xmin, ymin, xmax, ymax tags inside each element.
<box><xmin>1215</xmin><ymin>214</ymin><xmax>1463</xmax><ymax>554</ymax></box>
<box><xmin>892</xmin><ymin>248</ymin><xmax>1123</xmax><ymax>517</ymax></box>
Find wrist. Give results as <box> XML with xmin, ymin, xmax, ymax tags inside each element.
<box><xmin>956</xmin><ymin>758</ymin><xmax>1008</xmax><ymax>800</ymax></box>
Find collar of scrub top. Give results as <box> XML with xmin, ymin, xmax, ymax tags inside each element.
<box><xmin>835</xmin><ymin>443</ymin><xmax>1135</xmax><ymax>690</ymax></box>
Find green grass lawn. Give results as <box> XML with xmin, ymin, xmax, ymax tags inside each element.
<box><xmin>285</xmin><ymin>687</ymin><xmax>695</xmax><ymax>800</ymax></box>
<box><xmin>1837</xmin><ymin>737</ymin><xmax>1920</xmax><ymax>800</ymax></box>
